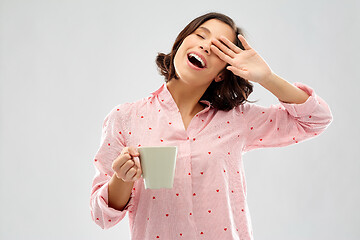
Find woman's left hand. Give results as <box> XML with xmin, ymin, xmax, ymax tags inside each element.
<box><xmin>210</xmin><ymin>34</ymin><xmax>273</xmax><ymax>84</ymax></box>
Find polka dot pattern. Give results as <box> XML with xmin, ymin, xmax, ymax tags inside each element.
<box><xmin>90</xmin><ymin>82</ymin><xmax>333</xmax><ymax>239</ymax></box>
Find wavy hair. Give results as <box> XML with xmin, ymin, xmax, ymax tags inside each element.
<box><xmin>155</xmin><ymin>12</ymin><xmax>257</xmax><ymax>111</ymax></box>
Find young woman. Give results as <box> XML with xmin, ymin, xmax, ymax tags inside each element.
<box><xmin>90</xmin><ymin>12</ymin><xmax>333</xmax><ymax>240</ymax></box>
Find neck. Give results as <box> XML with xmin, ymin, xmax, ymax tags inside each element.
<box><xmin>166</xmin><ymin>78</ymin><xmax>208</xmax><ymax>116</ymax></box>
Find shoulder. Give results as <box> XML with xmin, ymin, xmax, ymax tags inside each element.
<box><xmin>230</xmin><ymin>102</ymin><xmax>250</xmax><ymax>116</ymax></box>
<box><xmin>106</xmin><ymin>97</ymin><xmax>148</xmax><ymax>120</ymax></box>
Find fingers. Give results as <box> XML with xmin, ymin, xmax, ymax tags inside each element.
<box><xmin>127</xmin><ymin>146</ymin><xmax>140</xmax><ymax>157</ymax></box>
<box><xmin>124</xmin><ymin>162</ymin><xmax>142</xmax><ymax>181</ymax></box>
<box><xmin>219</xmin><ymin>35</ymin><xmax>242</xmax><ymax>54</ymax></box>
<box><xmin>112</xmin><ymin>146</ymin><xmax>142</xmax><ymax>182</ymax></box>
<box><xmin>211</xmin><ymin>38</ymin><xmax>236</xmax><ymax>58</ymax></box>
<box><xmin>112</xmin><ymin>147</ymin><xmax>135</xmax><ymax>173</ymax></box>
<box><xmin>237</xmin><ymin>34</ymin><xmax>251</xmax><ymax>50</ymax></box>
<box><xmin>128</xmin><ymin>146</ymin><xmax>141</xmax><ymax>168</ymax></box>
<box><xmin>112</xmin><ymin>153</ymin><xmax>129</xmax><ymax>175</ymax></box>
<box><xmin>210</xmin><ymin>35</ymin><xmax>251</xmax><ymax>63</ymax></box>
<box><xmin>124</xmin><ymin>166</ymin><xmax>137</xmax><ymax>179</ymax></box>
<box><xmin>121</xmin><ymin>146</ymin><xmax>139</xmax><ymax>159</ymax></box>
<box><xmin>227</xmin><ymin>65</ymin><xmax>249</xmax><ymax>80</ymax></box>
<box><xmin>127</xmin><ymin>147</ymin><xmax>142</xmax><ymax>180</ymax></box>
<box><xmin>133</xmin><ymin>167</ymin><xmax>142</xmax><ymax>180</ymax></box>
<box><xmin>117</xmin><ymin>147</ymin><xmax>139</xmax><ymax>165</ymax></box>
<box><xmin>210</xmin><ymin>43</ymin><xmax>234</xmax><ymax>65</ymax></box>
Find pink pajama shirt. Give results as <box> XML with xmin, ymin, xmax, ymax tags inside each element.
<box><xmin>90</xmin><ymin>82</ymin><xmax>333</xmax><ymax>239</ymax></box>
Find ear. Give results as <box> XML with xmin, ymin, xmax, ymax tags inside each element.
<box><xmin>214</xmin><ymin>71</ymin><xmax>226</xmax><ymax>82</ymax></box>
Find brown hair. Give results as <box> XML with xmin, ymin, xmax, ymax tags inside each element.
<box><xmin>155</xmin><ymin>12</ymin><xmax>257</xmax><ymax>111</ymax></box>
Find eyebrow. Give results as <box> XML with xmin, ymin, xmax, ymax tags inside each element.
<box><xmin>197</xmin><ymin>26</ymin><xmax>234</xmax><ymax>45</ymax></box>
<box><xmin>198</xmin><ymin>26</ymin><xmax>211</xmax><ymax>34</ymax></box>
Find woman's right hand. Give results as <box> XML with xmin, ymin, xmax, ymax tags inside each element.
<box><xmin>112</xmin><ymin>146</ymin><xmax>142</xmax><ymax>182</ymax></box>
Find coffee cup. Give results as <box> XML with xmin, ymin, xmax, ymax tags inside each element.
<box><xmin>137</xmin><ymin>146</ymin><xmax>178</xmax><ymax>189</ymax></box>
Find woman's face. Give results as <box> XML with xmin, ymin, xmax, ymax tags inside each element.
<box><xmin>173</xmin><ymin>19</ymin><xmax>236</xmax><ymax>87</ymax></box>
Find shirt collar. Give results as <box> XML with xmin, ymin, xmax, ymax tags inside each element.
<box><xmin>151</xmin><ymin>82</ymin><xmax>212</xmax><ymax>113</ymax></box>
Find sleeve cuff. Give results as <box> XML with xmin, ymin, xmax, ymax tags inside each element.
<box><xmin>279</xmin><ymin>82</ymin><xmax>319</xmax><ymax>117</ymax></box>
<box><xmin>98</xmin><ymin>181</ymin><xmax>133</xmax><ymax>217</ymax></box>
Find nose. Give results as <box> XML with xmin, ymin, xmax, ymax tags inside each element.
<box><xmin>199</xmin><ymin>44</ymin><xmax>210</xmax><ymax>54</ymax></box>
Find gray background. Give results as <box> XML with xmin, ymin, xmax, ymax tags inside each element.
<box><xmin>0</xmin><ymin>0</ymin><xmax>358</xmax><ymax>239</ymax></box>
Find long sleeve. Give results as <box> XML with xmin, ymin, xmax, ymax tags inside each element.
<box><xmin>89</xmin><ymin>105</ymin><xmax>135</xmax><ymax>229</ymax></box>
<box><xmin>240</xmin><ymin>82</ymin><xmax>333</xmax><ymax>153</ymax></box>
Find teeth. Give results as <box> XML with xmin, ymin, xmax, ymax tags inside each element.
<box><xmin>189</xmin><ymin>53</ymin><xmax>205</xmax><ymax>68</ymax></box>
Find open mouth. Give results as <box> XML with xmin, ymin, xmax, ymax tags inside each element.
<box><xmin>187</xmin><ymin>53</ymin><xmax>206</xmax><ymax>69</ymax></box>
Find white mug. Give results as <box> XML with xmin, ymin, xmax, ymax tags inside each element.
<box><xmin>137</xmin><ymin>146</ymin><xmax>178</xmax><ymax>189</ymax></box>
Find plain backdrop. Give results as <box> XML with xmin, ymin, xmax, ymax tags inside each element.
<box><xmin>0</xmin><ymin>0</ymin><xmax>359</xmax><ymax>239</ymax></box>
